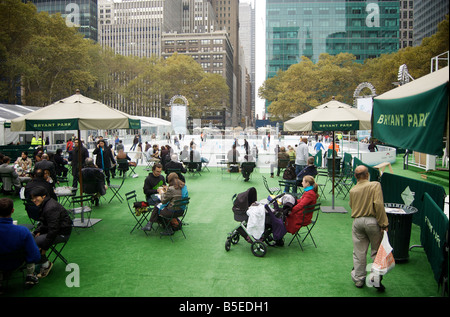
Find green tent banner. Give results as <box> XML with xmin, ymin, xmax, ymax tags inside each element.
<box><xmin>312</xmin><ymin>120</ymin><xmax>359</xmax><ymax>131</ymax></box>
<box><xmin>421</xmin><ymin>192</ymin><xmax>448</xmax><ymax>284</ymax></box>
<box><xmin>128</xmin><ymin>118</ymin><xmax>141</xmax><ymax>130</ymax></box>
<box><xmin>25</xmin><ymin>119</ymin><xmax>79</xmax><ymax>131</ymax></box>
<box><xmin>372</xmin><ymin>83</ymin><xmax>448</xmax><ymax>156</ymax></box>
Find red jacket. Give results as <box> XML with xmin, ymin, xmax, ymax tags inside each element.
<box><xmin>285</xmin><ymin>189</ymin><xmax>317</xmax><ymax>234</ymax></box>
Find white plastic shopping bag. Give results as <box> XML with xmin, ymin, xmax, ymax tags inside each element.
<box><xmin>372</xmin><ymin>231</ymin><xmax>395</xmax><ymax>275</ymax></box>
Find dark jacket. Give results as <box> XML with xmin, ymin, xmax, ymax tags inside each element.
<box><xmin>34</xmin><ymin>159</ymin><xmax>57</xmax><ymax>182</ymax></box>
<box><xmin>71</xmin><ymin>146</ymin><xmax>89</xmax><ymax>176</ymax></box>
<box><xmin>25</xmin><ymin>179</ymin><xmax>57</xmax><ymax>200</ymax></box>
<box><xmin>34</xmin><ymin>197</ymin><xmax>72</xmax><ymax>250</ymax></box>
<box><xmin>82</xmin><ymin>166</ymin><xmax>106</xmax><ymax>196</ymax></box>
<box><xmin>93</xmin><ymin>146</ymin><xmax>116</xmax><ymax>169</ymax></box>
<box><xmin>143</xmin><ymin>173</ymin><xmax>166</xmax><ymax>199</ymax></box>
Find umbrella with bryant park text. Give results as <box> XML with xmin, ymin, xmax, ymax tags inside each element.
<box><xmin>284</xmin><ymin>97</ymin><xmax>371</xmax><ymax>213</ymax></box>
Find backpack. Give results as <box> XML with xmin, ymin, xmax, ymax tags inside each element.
<box><xmin>283</xmin><ymin>163</ymin><xmax>296</xmax><ymax>180</ymax></box>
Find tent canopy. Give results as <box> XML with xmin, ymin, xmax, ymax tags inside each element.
<box><xmin>10</xmin><ymin>93</ymin><xmax>140</xmax><ymax>132</ymax></box>
<box><xmin>373</xmin><ymin>66</ymin><xmax>448</xmax><ymax>156</ymax></box>
<box><xmin>284</xmin><ymin>99</ymin><xmax>372</xmax><ymax>132</ymax></box>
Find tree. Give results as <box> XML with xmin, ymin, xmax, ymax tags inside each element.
<box><xmin>0</xmin><ymin>0</ymin><xmax>39</xmax><ymax>103</ymax></box>
<box><xmin>259</xmin><ymin>53</ymin><xmax>361</xmax><ymax>121</ymax></box>
<box><xmin>20</xmin><ymin>11</ymin><xmax>95</xmax><ymax>106</ymax></box>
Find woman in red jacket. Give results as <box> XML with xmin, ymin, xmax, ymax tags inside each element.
<box><xmin>285</xmin><ymin>175</ymin><xmax>318</xmax><ymax>234</ymax></box>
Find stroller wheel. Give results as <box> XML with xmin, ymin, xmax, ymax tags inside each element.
<box><xmin>225</xmin><ymin>239</ymin><xmax>231</xmax><ymax>252</ymax></box>
<box><xmin>251</xmin><ymin>241</ymin><xmax>267</xmax><ymax>257</ymax></box>
<box><xmin>231</xmin><ymin>232</ymin><xmax>240</xmax><ymax>245</ymax></box>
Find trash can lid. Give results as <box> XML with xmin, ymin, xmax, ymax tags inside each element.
<box><xmin>384</xmin><ymin>203</ymin><xmax>418</xmax><ymax>214</ymax></box>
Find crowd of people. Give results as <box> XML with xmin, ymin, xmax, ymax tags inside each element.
<box><xmin>1</xmin><ymin>131</ymin><xmax>389</xmax><ymax>295</ymax></box>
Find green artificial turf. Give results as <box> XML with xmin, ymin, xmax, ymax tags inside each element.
<box><xmin>1</xmin><ymin>155</ymin><xmax>448</xmax><ymax>299</ymax></box>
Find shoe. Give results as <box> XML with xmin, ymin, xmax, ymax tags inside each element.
<box><xmin>270</xmin><ymin>175</ymin><xmax>274</xmax><ymax>178</ymax></box>
<box><xmin>25</xmin><ymin>274</ymin><xmax>39</xmax><ymax>286</ymax></box>
<box><xmin>142</xmin><ymin>223</ymin><xmax>153</xmax><ymax>231</ymax></box>
<box><xmin>38</xmin><ymin>261</ymin><xmax>53</xmax><ymax>278</ymax></box>
<box><xmin>375</xmin><ymin>282</ymin><xmax>386</xmax><ymax>292</ymax></box>
<box><xmin>354</xmin><ymin>280</ymin><xmax>364</xmax><ymax>288</ymax></box>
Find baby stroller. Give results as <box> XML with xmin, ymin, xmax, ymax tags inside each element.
<box><xmin>225</xmin><ymin>187</ymin><xmax>294</xmax><ymax>257</ymax></box>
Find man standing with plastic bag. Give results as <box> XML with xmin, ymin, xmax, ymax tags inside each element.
<box><xmin>349</xmin><ymin>165</ymin><xmax>389</xmax><ymax>291</ymax></box>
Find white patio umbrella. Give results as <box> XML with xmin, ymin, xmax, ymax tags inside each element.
<box><xmin>284</xmin><ymin>98</ymin><xmax>372</xmax><ymax>213</ymax></box>
<box><xmin>11</xmin><ymin>90</ymin><xmax>141</xmax><ymax>226</ymax></box>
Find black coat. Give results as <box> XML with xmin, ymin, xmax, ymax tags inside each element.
<box><xmin>71</xmin><ymin>146</ymin><xmax>89</xmax><ymax>176</ymax></box>
<box><xmin>93</xmin><ymin>146</ymin><xmax>115</xmax><ymax>169</ymax></box>
<box><xmin>34</xmin><ymin>197</ymin><xmax>72</xmax><ymax>250</ymax></box>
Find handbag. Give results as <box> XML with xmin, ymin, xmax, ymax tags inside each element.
<box><xmin>372</xmin><ymin>231</ymin><xmax>395</xmax><ymax>275</ymax></box>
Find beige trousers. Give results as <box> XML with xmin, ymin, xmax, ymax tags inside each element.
<box><xmin>351</xmin><ymin>217</ymin><xmax>383</xmax><ymax>283</ymax></box>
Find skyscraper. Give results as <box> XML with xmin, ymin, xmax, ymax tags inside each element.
<box><xmin>27</xmin><ymin>0</ymin><xmax>98</xmax><ymax>41</ymax></box>
<box><xmin>413</xmin><ymin>0</ymin><xmax>449</xmax><ymax>46</ymax></box>
<box><xmin>266</xmin><ymin>0</ymin><xmax>400</xmax><ymax>79</ymax></box>
<box><xmin>98</xmin><ymin>0</ymin><xmax>182</xmax><ymax>58</ymax></box>
<box><xmin>239</xmin><ymin>1</ymin><xmax>256</xmax><ymax>123</ymax></box>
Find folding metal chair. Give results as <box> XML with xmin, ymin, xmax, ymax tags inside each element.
<box><xmin>125</xmin><ymin>190</ymin><xmax>151</xmax><ymax>235</ymax></box>
<box><xmin>158</xmin><ymin>197</ymin><xmax>190</xmax><ymax>242</ymax></box>
<box><xmin>143</xmin><ymin>152</ymin><xmax>155</xmax><ymax>171</ymax></box>
<box><xmin>46</xmin><ymin>234</ymin><xmax>70</xmax><ymax>265</ymax></box>
<box><xmin>315</xmin><ymin>171</ymin><xmax>328</xmax><ymax>201</ymax></box>
<box><xmin>262</xmin><ymin>175</ymin><xmax>281</xmax><ymax>196</ymax></box>
<box><xmin>334</xmin><ymin>153</ymin><xmax>354</xmax><ymax>199</ymax></box>
<box><xmin>186</xmin><ymin>162</ymin><xmax>202</xmax><ymax>176</ymax></box>
<box><xmin>69</xmin><ymin>194</ymin><xmax>94</xmax><ymax>229</ymax></box>
<box><xmin>278</xmin><ymin>179</ymin><xmax>300</xmax><ymax>198</ymax></box>
<box><xmin>109</xmin><ymin>172</ymin><xmax>126</xmax><ymax>203</ymax></box>
<box><xmin>288</xmin><ymin>203</ymin><xmax>321</xmax><ymax>251</ymax></box>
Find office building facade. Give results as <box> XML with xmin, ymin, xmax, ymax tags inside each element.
<box><xmin>413</xmin><ymin>0</ymin><xmax>449</xmax><ymax>46</ymax></box>
<box><xmin>27</xmin><ymin>0</ymin><xmax>98</xmax><ymax>41</ymax></box>
<box><xmin>161</xmin><ymin>30</ymin><xmax>234</xmax><ymax>128</ymax></box>
<box><xmin>98</xmin><ymin>0</ymin><xmax>182</xmax><ymax>58</ymax></box>
<box><xmin>266</xmin><ymin>0</ymin><xmax>400</xmax><ymax>79</ymax></box>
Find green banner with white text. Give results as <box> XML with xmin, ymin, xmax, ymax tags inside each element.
<box><xmin>372</xmin><ymin>83</ymin><xmax>448</xmax><ymax>156</ymax></box>
<box><xmin>25</xmin><ymin>119</ymin><xmax>79</xmax><ymax>131</ymax></box>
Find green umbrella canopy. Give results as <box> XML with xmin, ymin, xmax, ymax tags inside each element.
<box><xmin>283</xmin><ymin>99</ymin><xmax>371</xmax><ymax>132</ymax></box>
<box><xmin>10</xmin><ymin>92</ymin><xmax>140</xmax><ymax>132</ymax></box>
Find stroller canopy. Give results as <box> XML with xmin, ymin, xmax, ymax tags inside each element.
<box><xmin>232</xmin><ymin>187</ymin><xmax>257</xmax><ymax>222</ymax></box>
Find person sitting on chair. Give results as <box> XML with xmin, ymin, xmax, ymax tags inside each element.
<box><xmin>186</xmin><ymin>144</ymin><xmax>202</xmax><ymax>172</ymax></box>
<box><xmin>14</xmin><ymin>151</ymin><xmax>33</xmax><ymax>177</ymax></box>
<box><xmin>116</xmin><ymin>149</ymin><xmax>131</xmax><ymax>177</ymax></box>
<box><xmin>24</xmin><ymin>169</ymin><xmax>57</xmax><ymax>201</ymax></box>
<box><xmin>241</xmin><ymin>154</ymin><xmax>256</xmax><ymax>182</ymax></box>
<box><xmin>143</xmin><ymin>163</ymin><xmax>166</xmax><ymax>207</ymax></box>
<box><xmin>227</xmin><ymin>144</ymin><xmax>240</xmax><ymax>172</ymax></box>
<box><xmin>164</xmin><ymin>154</ymin><xmax>186</xmax><ymax>182</ymax></box>
<box><xmin>284</xmin><ymin>175</ymin><xmax>318</xmax><ymax>235</ymax></box>
<box><xmin>142</xmin><ymin>172</ymin><xmax>188</xmax><ymax>232</ymax></box>
<box><xmin>53</xmin><ymin>149</ymin><xmax>68</xmax><ymax>178</ymax></box>
<box><xmin>296</xmin><ymin>156</ymin><xmax>318</xmax><ymax>187</ymax></box>
<box><xmin>34</xmin><ymin>154</ymin><xmax>57</xmax><ymax>186</ymax></box>
<box><xmin>0</xmin><ymin>156</ymin><xmax>22</xmax><ymax>194</ymax></box>
<box><xmin>270</xmin><ymin>146</ymin><xmax>290</xmax><ymax>178</ymax></box>
<box><xmin>30</xmin><ymin>187</ymin><xmax>72</xmax><ymax>278</ymax></box>
<box><xmin>81</xmin><ymin>158</ymin><xmax>107</xmax><ymax>206</ymax></box>
<box><xmin>0</xmin><ymin>198</ymin><xmax>41</xmax><ymax>289</ymax></box>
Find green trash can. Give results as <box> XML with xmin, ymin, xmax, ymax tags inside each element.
<box><xmin>384</xmin><ymin>203</ymin><xmax>418</xmax><ymax>262</ymax></box>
